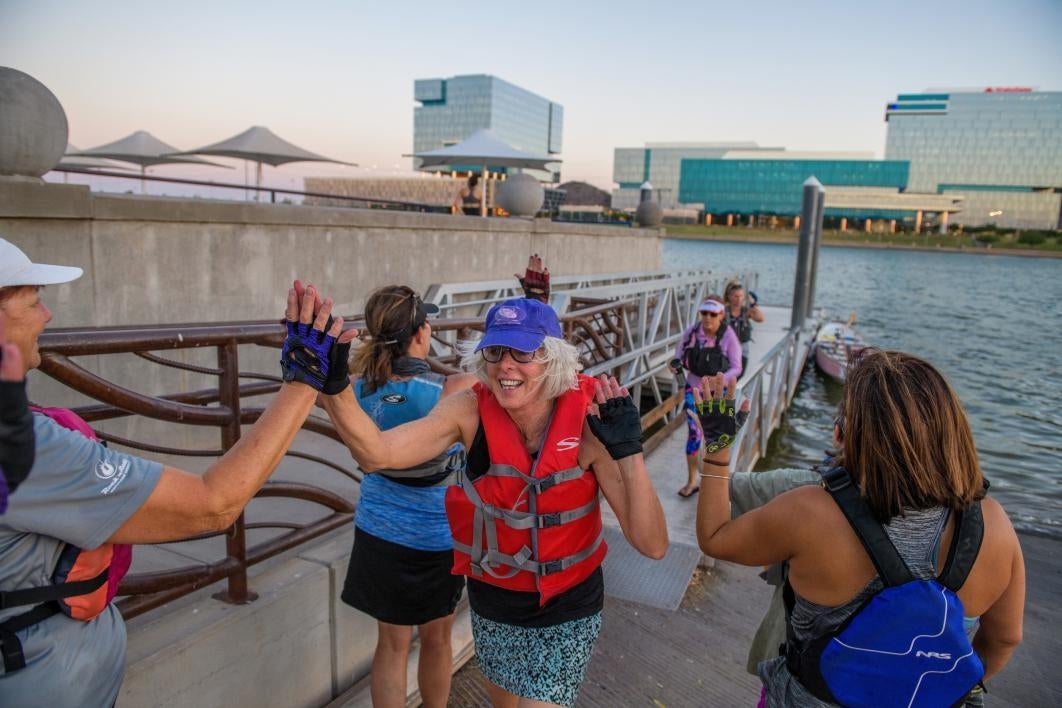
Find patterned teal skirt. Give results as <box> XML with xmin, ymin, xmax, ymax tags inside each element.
<box><xmin>471</xmin><ymin>609</ymin><xmax>603</xmax><ymax>707</ymax></box>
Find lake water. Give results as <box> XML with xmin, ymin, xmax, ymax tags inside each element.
<box><xmin>663</xmin><ymin>239</ymin><xmax>1062</xmax><ymax>538</ymax></box>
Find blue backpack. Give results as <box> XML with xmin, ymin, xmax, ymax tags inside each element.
<box><xmin>784</xmin><ymin>466</ymin><xmax>985</xmax><ymax>708</ymax></box>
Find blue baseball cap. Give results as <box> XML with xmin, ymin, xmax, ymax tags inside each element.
<box><xmin>475</xmin><ymin>298</ymin><xmax>562</xmax><ymax>353</ymax></box>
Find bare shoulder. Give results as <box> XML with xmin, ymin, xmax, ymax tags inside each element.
<box><xmin>775</xmin><ymin>482</ymin><xmax>829</xmax><ymax>509</ymax></box>
<box><xmin>764</xmin><ymin>484</ymin><xmax>849</xmax><ymax>535</ymax></box>
<box><xmin>443</xmin><ymin>372</ymin><xmax>477</xmax><ymax>396</ymax></box>
<box><xmin>980</xmin><ymin>495</ymin><xmax>1020</xmax><ymax>548</ymax></box>
<box><xmin>437</xmin><ymin>386</ymin><xmax>478</xmax><ymax>415</ymax></box>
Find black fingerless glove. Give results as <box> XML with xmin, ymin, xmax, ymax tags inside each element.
<box><xmin>519</xmin><ymin>269</ymin><xmax>550</xmax><ymax>303</ymax></box>
<box><xmin>696</xmin><ymin>398</ymin><xmax>746</xmax><ymax>454</ymax></box>
<box><xmin>321</xmin><ymin>339</ymin><xmax>352</xmax><ymax>395</ymax></box>
<box><xmin>669</xmin><ymin>358</ymin><xmax>682</xmax><ymax>373</ymax></box>
<box><xmin>0</xmin><ymin>379</ymin><xmax>36</xmax><ymax>494</ymax></box>
<box><xmin>586</xmin><ymin>395</ymin><xmax>643</xmax><ymax>460</ymax></box>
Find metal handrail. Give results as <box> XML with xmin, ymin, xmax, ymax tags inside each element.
<box><xmin>33</xmin><ymin>301</ymin><xmax>630</xmax><ymax>618</ymax></box>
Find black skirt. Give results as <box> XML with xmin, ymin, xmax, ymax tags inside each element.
<box><xmin>341</xmin><ymin>526</ymin><xmax>465</xmax><ymax>626</ymax></box>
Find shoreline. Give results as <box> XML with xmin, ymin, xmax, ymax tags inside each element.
<box><xmin>665</xmin><ymin>231</ymin><xmax>1062</xmax><ymax>259</ymax></box>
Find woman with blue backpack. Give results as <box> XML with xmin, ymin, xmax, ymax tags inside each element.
<box><xmin>692</xmin><ymin>350</ymin><xmax>1025</xmax><ymax>708</ymax></box>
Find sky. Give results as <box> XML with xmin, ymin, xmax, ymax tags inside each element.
<box><xmin>2</xmin><ymin>0</ymin><xmax>1061</xmax><ymax>192</ymax></box>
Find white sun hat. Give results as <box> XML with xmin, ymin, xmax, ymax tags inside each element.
<box><xmin>0</xmin><ymin>238</ymin><xmax>83</xmax><ymax>287</ymax></box>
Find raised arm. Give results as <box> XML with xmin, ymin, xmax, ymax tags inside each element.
<box><xmin>108</xmin><ymin>285</ymin><xmax>330</xmax><ymax>543</ymax></box>
<box><xmin>583</xmin><ymin>375</ymin><xmax>667</xmax><ymax>559</ymax></box>
<box><xmin>322</xmin><ymin>385</ymin><xmax>473</xmax><ymax>471</ymax></box>
<box><xmin>692</xmin><ymin>372</ymin><xmax>803</xmax><ymax>565</ymax></box>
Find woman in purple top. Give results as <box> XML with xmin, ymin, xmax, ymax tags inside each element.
<box><xmin>669</xmin><ymin>297</ymin><xmax>742</xmax><ymax>497</ymax></box>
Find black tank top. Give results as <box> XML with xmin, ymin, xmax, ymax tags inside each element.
<box><xmin>461</xmin><ymin>186</ymin><xmax>480</xmax><ymax>215</ymax></box>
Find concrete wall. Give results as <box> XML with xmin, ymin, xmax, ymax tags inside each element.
<box><xmin>1</xmin><ymin>179</ymin><xmax>660</xmax><ymax>329</ymax></box>
<box><xmin>0</xmin><ymin>179</ymin><xmax>661</xmax><ymax>411</ymax></box>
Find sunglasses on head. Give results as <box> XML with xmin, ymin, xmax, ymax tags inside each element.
<box><xmin>481</xmin><ymin>346</ymin><xmax>537</xmax><ymax>364</ymax></box>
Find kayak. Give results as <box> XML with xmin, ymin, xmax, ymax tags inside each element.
<box><xmin>814</xmin><ymin>321</ymin><xmax>866</xmax><ymax>383</ymax></box>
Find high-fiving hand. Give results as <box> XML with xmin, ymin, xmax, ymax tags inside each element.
<box><xmin>281</xmin><ymin>282</ymin><xmax>357</xmax><ymax>393</ymax></box>
<box><xmin>691</xmin><ymin>373</ymin><xmax>750</xmax><ymax>454</ymax></box>
<box><xmin>585</xmin><ymin>374</ymin><xmax>643</xmax><ymax>460</ymax></box>
<box><xmin>516</xmin><ymin>253</ymin><xmax>550</xmax><ymax>303</ymax></box>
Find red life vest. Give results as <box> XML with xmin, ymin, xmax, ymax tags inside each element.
<box><xmin>445</xmin><ymin>375</ymin><xmax>607</xmax><ymax>605</ymax></box>
<box><xmin>0</xmin><ymin>408</ymin><xmax>134</xmax><ymax>673</ymax></box>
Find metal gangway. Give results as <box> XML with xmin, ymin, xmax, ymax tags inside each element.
<box><xmin>422</xmin><ymin>267</ymin><xmax>817</xmax><ymax>472</ymax></box>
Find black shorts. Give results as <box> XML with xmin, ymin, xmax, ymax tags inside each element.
<box><xmin>341</xmin><ymin>526</ymin><xmax>465</xmax><ymax>626</ymax></box>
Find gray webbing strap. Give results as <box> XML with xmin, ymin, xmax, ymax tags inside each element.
<box><xmin>456</xmin><ymin>448</ymin><xmax>598</xmax><ymax>579</ymax></box>
<box><xmin>486</xmin><ymin>463</ymin><xmax>586</xmax><ymax>493</ymax></box>
<box><xmin>453</xmin><ymin>531</ymin><xmax>604</xmax><ymax>578</ymax></box>
<box><xmin>490</xmin><ymin>497</ymin><xmax>600</xmax><ymax>530</ymax></box>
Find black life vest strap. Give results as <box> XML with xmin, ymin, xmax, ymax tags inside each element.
<box><xmin>820</xmin><ymin>466</ymin><xmax>914</xmax><ymax>587</ymax></box>
<box><xmin>938</xmin><ymin>501</ymin><xmax>985</xmax><ymax>591</ymax></box>
<box><xmin>0</xmin><ymin>602</ymin><xmax>62</xmax><ymax>673</ymax></box>
<box><xmin>0</xmin><ymin>566</ymin><xmax>109</xmax><ymax>610</ymax></box>
<box><xmin>0</xmin><ymin>565</ymin><xmax>110</xmax><ymax>674</ymax></box>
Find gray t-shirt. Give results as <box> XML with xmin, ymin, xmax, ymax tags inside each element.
<box><xmin>0</xmin><ymin>414</ymin><xmax>162</xmax><ymax>707</ymax></box>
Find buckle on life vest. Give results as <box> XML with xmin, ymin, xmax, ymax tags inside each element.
<box><xmin>538</xmin><ymin>512</ymin><xmax>562</xmax><ymax>528</ymax></box>
<box><xmin>541</xmin><ymin>559</ymin><xmax>564</xmax><ymax>575</ymax></box>
<box><xmin>533</xmin><ymin>476</ymin><xmax>558</xmax><ymax>493</ymax></box>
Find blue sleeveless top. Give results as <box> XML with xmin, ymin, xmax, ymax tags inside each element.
<box><xmin>353</xmin><ymin>373</ymin><xmax>462</xmax><ymax>551</ymax></box>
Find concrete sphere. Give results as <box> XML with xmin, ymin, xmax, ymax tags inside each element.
<box><xmin>0</xmin><ymin>67</ymin><xmax>69</xmax><ymax>178</ymax></box>
<box><xmin>496</xmin><ymin>173</ymin><xmax>544</xmax><ymax>217</ymax></box>
<box><xmin>635</xmin><ymin>201</ymin><xmax>663</xmax><ymax>227</ymax></box>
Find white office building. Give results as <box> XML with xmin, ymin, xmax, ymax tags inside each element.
<box><xmin>884</xmin><ymin>88</ymin><xmax>1062</xmax><ymax>230</ymax></box>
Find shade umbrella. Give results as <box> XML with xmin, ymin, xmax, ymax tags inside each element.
<box><xmin>55</xmin><ymin>144</ymin><xmax>136</xmax><ymax>182</ymax></box>
<box><xmin>73</xmin><ymin>131</ymin><xmax>229</xmax><ymax>193</ymax></box>
<box><xmin>408</xmin><ymin>129</ymin><xmax>559</xmax><ymax>216</ymax></box>
<box><xmin>168</xmin><ymin>126</ymin><xmax>356</xmax><ymax>200</ymax></box>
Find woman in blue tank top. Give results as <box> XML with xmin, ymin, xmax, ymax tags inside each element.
<box><xmin>339</xmin><ymin>285</ymin><xmax>475</xmax><ymax>708</ymax></box>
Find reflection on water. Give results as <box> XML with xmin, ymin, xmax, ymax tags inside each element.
<box><xmin>664</xmin><ymin>239</ymin><xmax>1062</xmax><ymax>537</ymax></box>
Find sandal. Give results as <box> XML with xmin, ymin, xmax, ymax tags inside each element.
<box><xmin>677</xmin><ymin>485</ymin><xmax>700</xmax><ymax>498</ymax></box>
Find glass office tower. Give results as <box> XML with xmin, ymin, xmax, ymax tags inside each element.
<box><xmin>413</xmin><ymin>74</ymin><xmax>562</xmax><ymax>180</ymax></box>
<box><xmin>884</xmin><ymin>88</ymin><xmax>1062</xmax><ymax>229</ymax></box>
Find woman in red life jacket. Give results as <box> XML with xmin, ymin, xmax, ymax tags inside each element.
<box><xmin>311</xmin><ymin>292</ymin><xmax>668</xmax><ymax>708</ymax></box>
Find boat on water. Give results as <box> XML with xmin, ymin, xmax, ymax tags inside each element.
<box><xmin>814</xmin><ymin>320</ymin><xmax>866</xmax><ymax>383</ymax></box>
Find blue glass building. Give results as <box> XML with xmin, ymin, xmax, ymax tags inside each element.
<box><xmin>413</xmin><ymin>74</ymin><xmax>562</xmax><ymax>180</ymax></box>
<box><xmin>884</xmin><ymin>88</ymin><xmax>1062</xmax><ymax>229</ymax></box>
<box><xmin>612</xmin><ymin>144</ymin><xmax>961</xmax><ymax>225</ymax></box>
<box><xmin>679</xmin><ymin>159</ymin><xmax>909</xmax><ymax>217</ymax></box>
